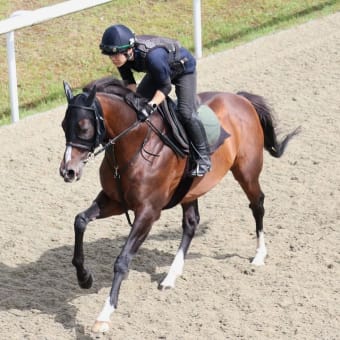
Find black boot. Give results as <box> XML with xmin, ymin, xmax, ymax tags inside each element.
<box><xmin>184</xmin><ymin>116</ymin><xmax>211</xmax><ymax>177</ymax></box>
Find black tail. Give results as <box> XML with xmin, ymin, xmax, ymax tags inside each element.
<box><xmin>237</xmin><ymin>91</ymin><xmax>300</xmax><ymax>158</ymax></box>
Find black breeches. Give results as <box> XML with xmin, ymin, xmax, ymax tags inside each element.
<box><xmin>137</xmin><ymin>72</ymin><xmax>198</xmax><ymax>122</ymax></box>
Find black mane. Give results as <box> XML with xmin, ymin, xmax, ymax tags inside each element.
<box><xmin>83</xmin><ymin>76</ymin><xmax>132</xmax><ymax>97</ymax></box>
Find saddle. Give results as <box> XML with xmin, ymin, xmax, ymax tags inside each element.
<box><xmin>124</xmin><ymin>91</ymin><xmax>230</xmax><ymax>157</ymax></box>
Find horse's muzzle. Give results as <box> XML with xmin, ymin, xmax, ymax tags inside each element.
<box><xmin>60</xmin><ymin>167</ymin><xmax>77</xmax><ymax>182</ymax></box>
<box><xmin>59</xmin><ymin>160</ymin><xmax>83</xmax><ymax>183</ymax></box>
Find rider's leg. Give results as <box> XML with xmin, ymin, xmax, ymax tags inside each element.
<box><xmin>183</xmin><ymin>115</ymin><xmax>211</xmax><ymax>176</ymax></box>
<box><xmin>174</xmin><ymin>72</ymin><xmax>211</xmax><ymax>176</ymax></box>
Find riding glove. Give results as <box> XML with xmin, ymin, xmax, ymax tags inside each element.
<box><xmin>138</xmin><ymin>102</ymin><xmax>157</xmax><ymax>121</ymax></box>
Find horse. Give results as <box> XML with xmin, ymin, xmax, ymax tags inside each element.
<box><xmin>59</xmin><ymin>78</ymin><xmax>299</xmax><ymax>333</ymax></box>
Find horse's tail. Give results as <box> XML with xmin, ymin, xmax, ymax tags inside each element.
<box><xmin>237</xmin><ymin>91</ymin><xmax>300</xmax><ymax>158</ymax></box>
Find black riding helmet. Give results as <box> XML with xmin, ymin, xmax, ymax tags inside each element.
<box><xmin>100</xmin><ymin>24</ymin><xmax>135</xmax><ymax>55</ymax></box>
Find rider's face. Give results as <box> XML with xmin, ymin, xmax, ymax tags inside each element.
<box><xmin>109</xmin><ymin>48</ymin><xmax>133</xmax><ymax>68</ymax></box>
<box><xmin>109</xmin><ymin>53</ymin><xmax>127</xmax><ymax>67</ymax></box>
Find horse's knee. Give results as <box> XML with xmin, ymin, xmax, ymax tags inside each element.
<box><xmin>74</xmin><ymin>213</ymin><xmax>89</xmax><ymax>233</ymax></box>
<box><xmin>249</xmin><ymin>193</ymin><xmax>265</xmax><ymax>216</ymax></box>
<box><xmin>183</xmin><ymin>216</ymin><xmax>198</xmax><ymax>238</ymax></box>
<box><xmin>114</xmin><ymin>255</ymin><xmax>130</xmax><ymax>275</ymax></box>
<box><xmin>182</xmin><ymin>202</ymin><xmax>199</xmax><ymax>238</ymax></box>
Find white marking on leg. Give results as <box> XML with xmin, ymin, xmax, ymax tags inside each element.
<box><xmin>92</xmin><ymin>296</ymin><xmax>115</xmax><ymax>333</ymax></box>
<box><xmin>64</xmin><ymin>146</ymin><xmax>72</xmax><ymax>163</ymax></box>
<box><xmin>251</xmin><ymin>231</ymin><xmax>267</xmax><ymax>266</ymax></box>
<box><xmin>160</xmin><ymin>248</ymin><xmax>185</xmax><ymax>289</ymax></box>
<box><xmin>96</xmin><ymin>296</ymin><xmax>115</xmax><ymax>322</ymax></box>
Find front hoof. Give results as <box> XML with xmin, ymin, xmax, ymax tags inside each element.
<box><xmin>78</xmin><ymin>272</ymin><xmax>93</xmax><ymax>289</ymax></box>
<box><xmin>251</xmin><ymin>258</ymin><xmax>265</xmax><ymax>266</ymax></box>
<box><xmin>158</xmin><ymin>277</ymin><xmax>175</xmax><ymax>290</ymax></box>
<box><xmin>158</xmin><ymin>283</ymin><xmax>173</xmax><ymax>291</ymax></box>
<box><xmin>92</xmin><ymin>320</ymin><xmax>111</xmax><ymax>333</ymax></box>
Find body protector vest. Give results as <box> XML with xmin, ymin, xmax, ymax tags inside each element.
<box><xmin>134</xmin><ymin>35</ymin><xmax>184</xmax><ymax>77</ymax></box>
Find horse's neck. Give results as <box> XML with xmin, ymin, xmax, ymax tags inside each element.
<box><xmin>98</xmin><ymin>94</ymin><xmax>139</xmax><ymax>134</ymax></box>
<box><xmin>99</xmin><ymin>94</ymin><xmax>167</xmax><ymax>163</ymax></box>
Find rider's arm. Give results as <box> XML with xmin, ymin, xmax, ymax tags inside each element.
<box><xmin>146</xmin><ymin>48</ymin><xmax>172</xmax><ymax>104</ymax></box>
<box><xmin>148</xmin><ymin>90</ymin><xmax>165</xmax><ymax>107</ymax></box>
<box><xmin>118</xmin><ymin>63</ymin><xmax>136</xmax><ymax>87</ymax></box>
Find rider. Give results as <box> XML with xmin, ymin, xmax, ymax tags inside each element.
<box><xmin>99</xmin><ymin>24</ymin><xmax>211</xmax><ymax>177</ymax></box>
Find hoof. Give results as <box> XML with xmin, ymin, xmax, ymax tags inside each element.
<box><xmin>92</xmin><ymin>320</ymin><xmax>111</xmax><ymax>333</ymax></box>
<box><xmin>158</xmin><ymin>279</ymin><xmax>175</xmax><ymax>290</ymax></box>
<box><xmin>78</xmin><ymin>272</ymin><xmax>93</xmax><ymax>289</ymax></box>
<box><xmin>158</xmin><ymin>283</ymin><xmax>173</xmax><ymax>291</ymax></box>
<box><xmin>251</xmin><ymin>257</ymin><xmax>265</xmax><ymax>266</ymax></box>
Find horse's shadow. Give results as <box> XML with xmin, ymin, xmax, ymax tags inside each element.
<box><xmin>0</xmin><ymin>222</ymin><xmax>243</xmax><ymax>337</ymax></box>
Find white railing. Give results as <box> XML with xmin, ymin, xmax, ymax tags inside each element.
<box><xmin>0</xmin><ymin>0</ymin><xmax>112</xmax><ymax>123</ymax></box>
<box><xmin>193</xmin><ymin>0</ymin><xmax>202</xmax><ymax>59</ymax></box>
<box><xmin>0</xmin><ymin>0</ymin><xmax>202</xmax><ymax>124</ymax></box>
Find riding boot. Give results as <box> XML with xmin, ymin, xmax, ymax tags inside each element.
<box><xmin>184</xmin><ymin>116</ymin><xmax>211</xmax><ymax>177</ymax></box>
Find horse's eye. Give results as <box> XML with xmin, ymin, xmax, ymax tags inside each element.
<box><xmin>77</xmin><ymin>119</ymin><xmax>95</xmax><ymax>140</ymax></box>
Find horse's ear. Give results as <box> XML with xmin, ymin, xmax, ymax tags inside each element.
<box><xmin>86</xmin><ymin>85</ymin><xmax>97</xmax><ymax>106</ymax></box>
<box><xmin>63</xmin><ymin>81</ymin><xmax>73</xmax><ymax>103</ymax></box>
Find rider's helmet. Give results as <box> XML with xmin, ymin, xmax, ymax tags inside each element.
<box><xmin>99</xmin><ymin>24</ymin><xmax>135</xmax><ymax>55</ymax></box>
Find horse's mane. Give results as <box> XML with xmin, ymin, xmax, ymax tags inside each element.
<box><xmin>83</xmin><ymin>76</ymin><xmax>132</xmax><ymax>97</ymax></box>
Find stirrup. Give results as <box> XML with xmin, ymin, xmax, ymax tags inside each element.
<box><xmin>189</xmin><ymin>161</ymin><xmax>211</xmax><ymax>177</ymax></box>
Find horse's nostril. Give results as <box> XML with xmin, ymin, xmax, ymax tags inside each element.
<box><xmin>67</xmin><ymin>169</ymin><xmax>75</xmax><ymax>179</ymax></box>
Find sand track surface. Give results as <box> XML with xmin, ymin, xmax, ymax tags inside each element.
<box><xmin>0</xmin><ymin>13</ymin><xmax>339</xmax><ymax>340</ymax></box>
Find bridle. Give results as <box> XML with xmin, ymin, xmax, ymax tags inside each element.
<box><xmin>65</xmin><ymin>96</ymin><xmax>106</xmax><ymax>153</ymax></box>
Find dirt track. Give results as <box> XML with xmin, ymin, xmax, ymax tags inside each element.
<box><xmin>0</xmin><ymin>13</ymin><xmax>339</xmax><ymax>340</ymax></box>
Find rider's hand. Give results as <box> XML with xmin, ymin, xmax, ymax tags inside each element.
<box><xmin>139</xmin><ymin>102</ymin><xmax>157</xmax><ymax>121</ymax></box>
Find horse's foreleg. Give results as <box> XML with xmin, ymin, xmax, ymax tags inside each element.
<box><xmin>159</xmin><ymin>200</ymin><xmax>199</xmax><ymax>290</ymax></box>
<box><xmin>93</xmin><ymin>209</ymin><xmax>158</xmax><ymax>333</ymax></box>
<box><xmin>72</xmin><ymin>201</ymin><xmax>100</xmax><ymax>289</ymax></box>
<box><xmin>249</xmin><ymin>191</ymin><xmax>267</xmax><ymax>266</ymax></box>
<box><xmin>73</xmin><ymin>191</ymin><xmax>121</xmax><ymax>289</ymax></box>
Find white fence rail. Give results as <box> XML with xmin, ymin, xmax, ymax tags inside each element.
<box><xmin>0</xmin><ymin>0</ymin><xmax>202</xmax><ymax>124</ymax></box>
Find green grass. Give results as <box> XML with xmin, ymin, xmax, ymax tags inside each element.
<box><xmin>0</xmin><ymin>0</ymin><xmax>339</xmax><ymax>125</ymax></box>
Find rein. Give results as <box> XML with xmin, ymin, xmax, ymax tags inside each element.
<box><xmin>84</xmin><ymin>119</ymin><xmax>141</xmax><ymax>163</ymax></box>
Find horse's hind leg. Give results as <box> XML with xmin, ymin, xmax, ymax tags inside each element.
<box><xmin>159</xmin><ymin>200</ymin><xmax>199</xmax><ymax>289</ymax></box>
<box><xmin>232</xmin><ymin>165</ymin><xmax>267</xmax><ymax>266</ymax></box>
<box><xmin>249</xmin><ymin>191</ymin><xmax>267</xmax><ymax>265</ymax></box>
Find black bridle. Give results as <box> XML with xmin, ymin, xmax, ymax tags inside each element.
<box><xmin>65</xmin><ymin>92</ymin><xmax>144</xmax><ymax>163</ymax></box>
<box><xmin>64</xmin><ymin>96</ymin><xmax>106</xmax><ymax>152</ymax></box>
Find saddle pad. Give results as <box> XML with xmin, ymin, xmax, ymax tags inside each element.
<box><xmin>198</xmin><ymin>105</ymin><xmax>221</xmax><ymax>148</ymax></box>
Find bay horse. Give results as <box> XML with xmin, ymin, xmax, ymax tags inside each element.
<box><xmin>59</xmin><ymin>79</ymin><xmax>299</xmax><ymax>333</ymax></box>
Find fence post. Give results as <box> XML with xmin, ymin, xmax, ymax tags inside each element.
<box><xmin>6</xmin><ymin>11</ymin><xmax>29</xmax><ymax>123</ymax></box>
<box><xmin>193</xmin><ymin>0</ymin><xmax>202</xmax><ymax>59</ymax></box>
<box><xmin>6</xmin><ymin>30</ymin><xmax>19</xmax><ymax>123</ymax></box>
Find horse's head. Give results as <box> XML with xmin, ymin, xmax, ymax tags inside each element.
<box><xmin>59</xmin><ymin>81</ymin><xmax>105</xmax><ymax>182</ymax></box>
